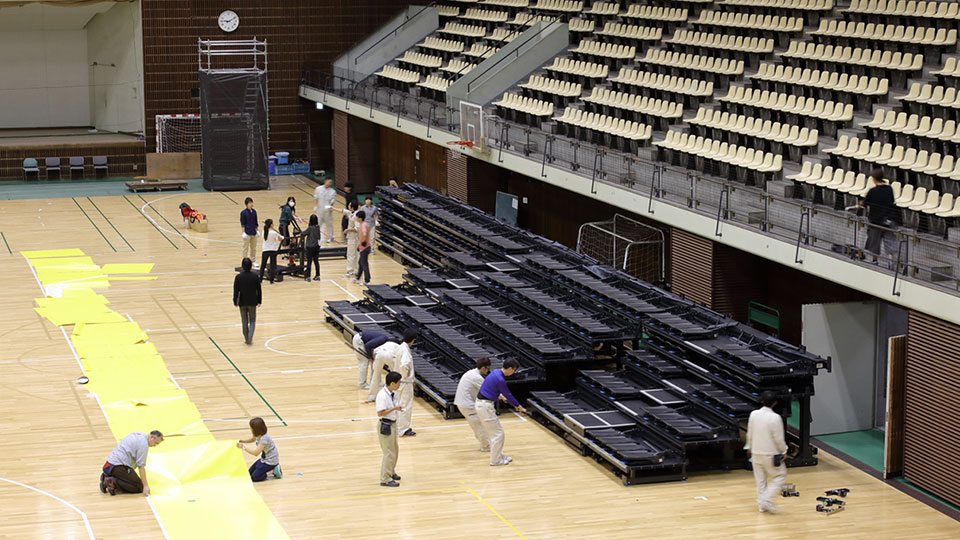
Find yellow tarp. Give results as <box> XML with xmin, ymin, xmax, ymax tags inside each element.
<box><xmin>25</xmin><ymin>249</ymin><xmax>289</xmax><ymax>539</ymax></box>
<box><xmin>21</xmin><ymin>248</ymin><xmax>86</xmax><ymax>258</ymax></box>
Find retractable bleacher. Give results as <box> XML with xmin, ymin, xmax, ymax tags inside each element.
<box><xmin>325</xmin><ymin>183</ymin><xmax>829</xmax><ymax>484</ymax></box>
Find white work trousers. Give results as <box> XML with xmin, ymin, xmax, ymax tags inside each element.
<box><xmin>475</xmin><ymin>400</ymin><xmax>505</xmax><ymax>465</ymax></box>
<box><xmin>396</xmin><ymin>381</ymin><xmax>414</xmax><ymax>434</ymax></box>
<box><xmin>457</xmin><ymin>405</ymin><xmax>490</xmax><ymax>451</ymax></box>
<box><xmin>367</xmin><ymin>350</ymin><xmax>397</xmax><ymax>402</ymax></box>
<box><xmin>319</xmin><ymin>210</ymin><xmax>334</xmax><ymax>246</ymax></box>
<box><xmin>752</xmin><ymin>455</ymin><xmax>787</xmax><ymax>511</ymax></box>
<box><xmin>345</xmin><ymin>234</ymin><xmax>358</xmax><ymax>275</ymax></box>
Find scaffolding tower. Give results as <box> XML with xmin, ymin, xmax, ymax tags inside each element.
<box><xmin>198</xmin><ymin>38</ymin><xmax>270</xmax><ymax>191</ymax></box>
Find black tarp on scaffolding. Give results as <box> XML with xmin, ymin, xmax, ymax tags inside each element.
<box><xmin>199</xmin><ymin>71</ymin><xmax>269</xmax><ymax>190</ymax></box>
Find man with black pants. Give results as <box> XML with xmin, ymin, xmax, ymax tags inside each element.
<box><xmin>354</xmin><ymin>210</ymin><xmax>371</xmax><ymax>284</ymax></box>
<box><xmin>234</xmin><ymin>257</ymin><xmax>262</xmax><ymax>345</ymax></box>
<box><xmin>341</xmin><ymin>182</ymin><xmax>358</xmax><ymax>242</ymax></box>
<box><xmin>859</xmin><ymin>168</ymin><xmax>899</xmax><ymax>267</ymax></box>
<box><xmin>101</xmin><ymin>430</ymin><xmax>164</xmax><ymax>496</ymax></box>
<box><xmin>476</xmin><ymin>358</ymin><xmax>525</xmax><ymax>466</ymax></box>
<box><xmin>376</xmin><ymin>371</ymin><xmax>403</xmax><ymax>487</ymax></box>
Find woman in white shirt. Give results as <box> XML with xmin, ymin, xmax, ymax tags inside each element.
<box><xmin>259</xmin><ymin>219</ymin><xmax>282</xmax><ymax>283</ymax></box>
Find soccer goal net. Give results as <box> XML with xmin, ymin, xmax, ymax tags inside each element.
<box><xmin>156</xmin><ymin>114</ymin><xmax>202</xmax><ymax>153</ymax></box>
<box><xmin>577</xmin><ymin>214</ymin><xmax>666</xmax><ymax>283</ymax></box>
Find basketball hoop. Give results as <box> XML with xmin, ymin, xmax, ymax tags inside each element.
<box><xmin>446</xmin><ymin>140</ymin><xmax>475</xmax><ymax>149</ymax></box>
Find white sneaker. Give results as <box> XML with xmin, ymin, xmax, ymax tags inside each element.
<box><xmin>490</xmin><ymin>458</ymin><xmax>511</xmax><ymax>467</ymax></box>
<box><xmin>479</xmin><ymin>448</ymin><xmax>490</xmax><ymax>452</ymax></box>
<box><xmin>360</xmin><ymin>383</ymin><xmax>370</xmax><ymax>390</ymax></box>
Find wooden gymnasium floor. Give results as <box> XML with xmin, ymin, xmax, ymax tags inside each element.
<box><xmin>0</xmin><ymin>175</ymin><xmax>957</xmax><ymax>539</ymax></box>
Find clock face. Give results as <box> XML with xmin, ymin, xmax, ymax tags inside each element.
<box><xmin>218</xmin><ymin>10</ymin><xmax>239</xmax><ymax>32</ymax></box>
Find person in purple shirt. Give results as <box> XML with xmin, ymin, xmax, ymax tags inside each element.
<box><xmin>476</xmin><ymin>358</ymin><xmax>525</xmax><ymax>466</ymax></box>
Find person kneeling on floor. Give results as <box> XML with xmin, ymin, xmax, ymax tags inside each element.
<box><xmin>101</xmin><ymin>430</ymin><xmax>163</xmax><ymax>496</ymax></box>
<box><xmin>238</xmin><ymin>417</ymin><xmax>282</xmax><ymax>481</ymax></box>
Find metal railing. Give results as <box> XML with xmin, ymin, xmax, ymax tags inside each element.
<box><xmin>300</xmin><ymin>71</ymin><xmax>960</xmax><ymax>298</ymax></box>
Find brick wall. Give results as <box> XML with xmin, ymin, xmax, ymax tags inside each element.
<box><xmin>141</xmin><ymin>0</ymin><xmax>409</xmax><ymax>164</ymax></box>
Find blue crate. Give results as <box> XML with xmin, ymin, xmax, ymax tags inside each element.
<box><xmin>275</xmin><ymin>164</ymin><xmax>294</xmax><ymax>175</ymax></box>
<box><xmin>291</xmin><ymin>162</ymin><xmax>310</xmax><ymax>174</ymax></box>
<box><xmin>276</xmin><ymin>151</ymin><xmax>290</xmax><ymax>165</ymax></box>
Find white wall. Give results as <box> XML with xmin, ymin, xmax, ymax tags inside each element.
<box><xmin>0</xmin><ymin>30</ymin><xmax>90</xmax><ymax>128</ymax></box>
<box><xmin>802</xmin><ymin>302</ymin><xmax>879</xmax><ymax>436</ymax></box>
<box><xmin>86</xmin><ymin>0</ymin><xmax>144</xmax><ymax>134</ymax></box>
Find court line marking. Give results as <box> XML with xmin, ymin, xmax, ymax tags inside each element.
<box><xmin>209</xmin><ymin>336</ymin><xmax>287</xmax><ymax>426</ymax></box>
<box><xmin>137</xmin><ymin>193</ymin><xmax>201</xmax><ymax>249</ymax></box>
<box><xmin>330</xmin><ymin>278</ymin><xmax>359</xmax><ymax>300</ymax></box>
<box><xmin>87</xmin><ymin>196</ymin><xmax>134</xmax><ymax>251</ymax></box>
<box><xmin>462</xmin><ymin>483</ymin><xmax>529</xmax><ymax>540</ymax></box>
<box><xmin>144</xmin><ymin>318</ymin><xmax>329</xmax><ymax>333</ymax></box>
<box><xmin>122</xmin><ymin>195</ymin><xmax>179</xmax><ymax>249</ymax></box>
<box><xmin>203</xmin><ymin>412</ymin><xmax>440</xmax><ymax>424</ymax></box>
<box><xmin>146</xmin><ymin>497</ymin><xmax>173</xmax><ymax>540</ymax></box>
<box><xmin>71</xmin><ymin>197</ymin><xmax>116</xmax><ymax>252</ymax></box>
<box><xmin>69</xmin><ymin>381</ymin><xmax>99</xmax><ymax>439</ymax></box>
<box><xmin>0</xmin><ymin>476</ymin><xmax>95</xmax><ymax>540</ymax></box>
<box><xmin>220</xmin><ymin>192</ymin><xmax>239</xmax><ymax>205</ymax></box>
<box><xmin>0</xmin><ymin>356</ymin><xmax>75</xmax><ymax>365</ymax></box>
<box><xmin>174</xmin><ymin>364</ymin><xmax>354</xmax><ymax>380</ymax></box>
<box><xmin>151</xmin><ymin>295</ymin><xmax>250</xmax><ymax>418</ymax></box>
<box><xmin>0</xmin><ymin>231</ymin><xmax>10</xmax><ymax>254</ymax></box>
<box><xmin>272</xmin><ymin>420</ymin><xmax>524</xmax><ymax>441</ymax></box>
<box><xmin>264</xmin><ymin>330</ymin><xmax>350</xmax><ymax>357</ymax></box>
<box><xmin>268</xmin><ymin>488</ymin><xmax>463</xmax><ymax>506</ymax></box>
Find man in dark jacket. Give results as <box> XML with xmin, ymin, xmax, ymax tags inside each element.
<box><xmin>342</xmin><ymin>182</ymin><xmax>358</xmax><ymax>242</ymax></box>
<box><xmin>234</xmin><ymin>257</ymin><xmax>262</xmax><ymax>345</ymax></box>
<box><xmin>859</xmin><ymin>168</ymin><xmax>898</xmax><ymax>266</ymax></box>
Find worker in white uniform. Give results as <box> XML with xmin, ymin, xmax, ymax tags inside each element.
<box><xmin>745</xmin><ymin>391</ymin><xmax>789</xmax><ymax>513</ymax></box>
<box><xmin>352</xmin><ymin>329</ymin><xmax>391</xmax><ymax>390</ymax></box>
<box><xmin>454</xmin><ymin>357</ymin><xmax>492</xmax><ymax>452</ymax></box>
<box><xmin>394</xmin><ymin>328</ymin><xmax>418</xmax><ymax>438</ymax></box>
<box><xmin>376</xmin><ymin>371</ymin><xmax>404</xmax><ymax>487</ymax></box>
<box><xmin>340</xmin><ymin>201</ymin><xmax>360</xmax><ymax>277</ymax></box>
<box><xmin>366</xmin><ymin>340</ymin><xmax>401</xmax><ymax>403</ymax></box>
<box><xmin>313</xmin><ymin>178</ymin><xmax>337</xmax><ymax>246</ymax></box>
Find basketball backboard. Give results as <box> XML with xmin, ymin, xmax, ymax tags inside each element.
<box><xmin>459</xmin><ymin>101</ymin><xmax>484</xmax><ymax>152</ymax></box>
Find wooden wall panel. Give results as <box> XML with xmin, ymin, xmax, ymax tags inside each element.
<box><xmin>904</xmin><ymin>311</ymin><xmax>960</xmax><ymax>507</ymax></box>
<box><xmin>347</xmin><ymin>117</ymin><xmax>381</xmax><ymax>192</ymax></box>
<box><xmin>0</xmin><ymin>143</ymin><xmax>145</xmax><ymax>181</ymax></box>
<box><xmin>141</xmin><ymin>0</ymin><xmax>410</xmax><ymax>167</ymax></box>
<box><xmin>886</xmin><ymin>334</ymin><xmax>907</xmax><ymax>478</ymax></box>
<box><xmin>670</xmin><ymin>228</ymin><xmax>714</xmax><ymax>306</ymax></box>
<box><xmin>333</xmin><ymin>110</ymin><xmax>349</xmax><ymax>186</ymax></box>
<box><xmin>446</xmin><ymin>149</ymin><xmax>468</xmax><ymax>202</ymax></box>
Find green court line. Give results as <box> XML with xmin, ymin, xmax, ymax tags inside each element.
<box><xmin>291</xmin><ymin>183</ymin><xmax>314</xmax><ymax>197</ymax></box>
<box><xmin>137</xmin><ymin>194</ymin><xmax>198</xmax><ymax>249</ymax></box>
<box><xmin>221</xmin><ymin>192</ymin><xmax>239</xmax><ymax>205</ymax></box>
<box><xmin>209</xmin><ymin>336</ymin><xmax>287</xmax><ymax>426</ymax></box>
<box><xmin>72</xmin><ymin>197</ymin><xmax>116</xmax><ymax>252</ymax></box>
<box><xmin>0</xmin><ymin>232</ymin><xmax>10</xmax><ymax>254</ymax></box>
<box><xmin>122</xmin><ymin>195</ymin><xmax>179</xmax><ymax>249</ymax></box>
<box><xmin>87</xmin><ymin>197</ymin><xmax>134</xmax><ymax>252</ymax></box>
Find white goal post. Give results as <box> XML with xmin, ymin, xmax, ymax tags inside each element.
<box><xmin>155</xmin><ymin>114</ymin><xmax>202</xmax><ymax>153</ymax></box>
<box><xmin>577</xmin><ymin>214</ymin><xmax>666</xmax><ymax>283</ymax></box>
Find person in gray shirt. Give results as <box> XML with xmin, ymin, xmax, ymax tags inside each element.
<box><xmin>362</xmin><ymin>197</ymin><xmax>379</xmax><ymax>253</ymax></box>
<box><xmin>238</xmin><ymin>417</ymin><xmax>282</xmax><ymax>481</ymax></box>
<box><xmin>101</xmin><ymin>430</ymin><xmax>164</xmax><ymax>496</ymax></box>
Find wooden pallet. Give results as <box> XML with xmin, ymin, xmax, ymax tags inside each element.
<box><xmin>126</xmin><ymin>178</ymin><xmax>188</xmax><ymax>192</ymax></box>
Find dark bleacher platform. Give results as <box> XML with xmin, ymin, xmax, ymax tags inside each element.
<box><xmin>324</xmin><ymin>183</ymin><xmax>829</xmax><ymax>483</ymax></box>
